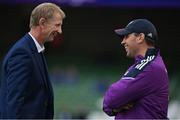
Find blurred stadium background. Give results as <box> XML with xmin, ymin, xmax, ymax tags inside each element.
<box><xmin>0</xmin><ymin>0</ymin><xmax>180</xmax><ymax>119</ymax></box>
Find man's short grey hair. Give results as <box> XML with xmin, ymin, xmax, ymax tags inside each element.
<box><xmin>29</xmin><ymin>3</ymin><xmax>65</xmax><ymax>28</ymax></box>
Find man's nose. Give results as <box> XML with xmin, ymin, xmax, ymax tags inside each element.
<box><xmin>121</xmin><ymin>38</ymin><xmax>125</xmax><ymax>45</ymax></box>
<box><xmin>57</xmin><ymin>27</ymin><xmax>62</xmax><ymax>34</ymax></box>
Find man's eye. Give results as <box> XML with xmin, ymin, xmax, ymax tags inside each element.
<box><xmin>56</xmin><ymin>24</ymin><xmax>61</xmax><ymax>27</ymax></box>
<box><xmin>124</xmin><ymin>35</ymin><xmax>128</xmax><ymax>39</ymax></box>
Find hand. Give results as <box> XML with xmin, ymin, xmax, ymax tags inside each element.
<box><xmin>122</xmin><ymin>103</ymin><xmax>134</xmax><ymax>110</ymax></box>
<box><xmin>112</xmin><ymin>103</ymin><xmax>134</xmax><ymax>113</ymax></box>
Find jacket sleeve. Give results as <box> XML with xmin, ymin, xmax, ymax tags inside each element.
<box><xmin>6</xmin><ymin>49</ymin><xmax>32</xmax><ymax>118</ymax></box>
<box><xmin>103</xmin><ymin>67</ymin><xmax>154</xmax><ymax>116</ymax></box>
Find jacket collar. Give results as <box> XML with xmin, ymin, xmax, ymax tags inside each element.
<box><xmin>135</xmin><ymin>48</ymin><xmax>159</xmax><ymax>62</ymax></box>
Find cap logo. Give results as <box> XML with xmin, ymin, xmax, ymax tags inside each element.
<box><xmin>147</xmin><ymin>33</ymin><xmax>153</xmax><ymax>38</ymax></box>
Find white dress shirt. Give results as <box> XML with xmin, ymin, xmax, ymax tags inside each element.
<box><xmin>28</xmin><ymin>32</ymin><xmax>45</xmax><ymax>53</ymax></box>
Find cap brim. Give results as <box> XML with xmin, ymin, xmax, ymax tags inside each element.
<box><xmin>114</xmin><ymin>28</ymin><xmax>131</xmax><ymax>36</ymax></box>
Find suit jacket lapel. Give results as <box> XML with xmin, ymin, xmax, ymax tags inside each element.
<box><xmin>34</xmin><ymin>52</ymin><xmax>49</xmax><ymax>90</ymax></box>
<box><xmin>41</xmin><ymin>52</ymin><xmax>53</xmax><ymax>93</ymax></box>
<box><xmin>25</xmin><ymin>33</ymin><xmax>49</xmax><ymax>91</ymax></box>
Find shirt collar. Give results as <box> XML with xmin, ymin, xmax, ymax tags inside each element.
<box><xmin>28</xmin><ymin>32</ymin><xmax>45</xmax><ymax>53</ymax></box>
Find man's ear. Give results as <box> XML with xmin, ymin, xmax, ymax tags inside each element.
<box><xmin>39</xmin><ymin>18</ymin><xmax>46</xmax><ymax>28</ymax></box>
<box><xmin>137</xmin><ymin>33</ymin><xmax>145</xmax><ymax>44</ymax></box>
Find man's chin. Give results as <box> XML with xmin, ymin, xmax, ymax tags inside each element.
<box><xmin>45</xmin><ymin>38</ymin><xmax>54</xmax><ymax>42</ymax></box>
<box><xmin>49</xmin><ymin>38</ymin><xmax>54</xmax><ymax>42</ymax></box>
<box><xmin>126</xmin><ymin>53</ymin><xmax>132</xmax><ymax>58</ymax></box>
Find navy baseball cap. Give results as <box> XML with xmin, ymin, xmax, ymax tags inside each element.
<box><xmin>115</xmin><ymin>19</ymin><xmax>158</xmax><ymax>43</ymax></box>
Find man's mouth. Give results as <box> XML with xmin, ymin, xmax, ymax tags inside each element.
<box><xmin>52</xmin><ymin>32</ymin><xmax>61</xmax><ymax>39</ymax></box>
<box><xmin>52</xmin><ymin>32</ymin><xmax>58</xmax><ymax>37</ymax></box>
<box><xmin>52</xmin><ymin>31</ymin><xmax>62</xmax><ymax>41</ymax></box>
<box><xmin>124</xmin><ymin>45</ymin><xmax>128</xmax><ymax>52</ymax></box>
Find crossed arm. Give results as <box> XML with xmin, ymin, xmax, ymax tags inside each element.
<box><xmin>103</xmin><ymin>72</ymin><xmax>152</xmax><ymax>116</ymax></box>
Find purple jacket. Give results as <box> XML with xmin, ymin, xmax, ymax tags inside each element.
<box><xmin>103</xmin><ymin>48</ymin><xmax>169</xmax><ymax>119</ymax></box>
